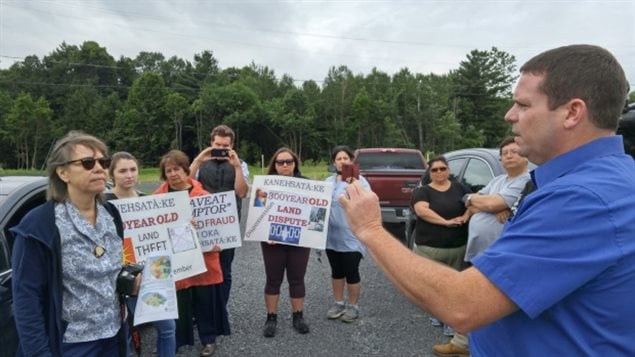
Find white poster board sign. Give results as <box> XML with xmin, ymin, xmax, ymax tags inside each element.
<box><xmin>190</xmin><ymin>192</ymin><xmax>241</xmax><ymax>251</ymax></box>
<box><xmin>111</xmin><ymin>191</ymin><xmax>206</xmax><ymax>281</ymax></box>
<box><xmin>244</xmin><ymin>176</ymin><xmax>333</xmax><ymax>249</ymax></box>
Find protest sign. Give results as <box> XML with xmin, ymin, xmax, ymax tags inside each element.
<box><xmin>110</xmin><ymin>191</ymin><xmax>206</xmax><ymax>281</ymax></box>
<box><xmin>244</xmin><ymin>176</ymin><xmax>333</xmax><ymax>249</ymax></box>
<box><xmin>190</xmin><ymin>192</ymin><xmax>241</xmax><ymax>251</ymax></box>
<box><xmin>133</xmin><ymin>254</ymin><xmax>178</xmax><ymax>325</ymax></box>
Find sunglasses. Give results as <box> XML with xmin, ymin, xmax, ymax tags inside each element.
<box><xmin>64</xmin><ymin>157</ymin><xmax>111</xmax><ymax>170</ymax></box>
<box><xmin>430</xmin><ymin>166</ymin><xmax>448</xmax><ymax>173</ymax></box>
<box><xmin>275</xmin><ymin>159</ymin><xmax>295</xmax><ymax>166</ymax></box>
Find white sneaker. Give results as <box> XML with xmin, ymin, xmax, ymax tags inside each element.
<box><xmin>326</xmin><ymin>303</ymin><xmax>346</xmax><ymax>319</ymax></box>
<box><xmin>340</xmin><ymin>305</ymin><xmax>359</xmax><ymax>323</ymax></box>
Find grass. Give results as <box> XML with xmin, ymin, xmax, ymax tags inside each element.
<box><xmin>1</xmin><ymin>162</ymin><xmax>335</xmax><ymax>184</ymax></box>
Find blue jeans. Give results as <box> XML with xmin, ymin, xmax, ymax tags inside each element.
<box><xmin>127</xmin><ymin>296</ymin><xmax>176</xmax><ymax>357</ymax></box>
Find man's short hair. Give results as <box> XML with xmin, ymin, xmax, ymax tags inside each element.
<box><xmin>499</xmin><ymin>136</ymin><xmax>517</xmax><ymax>156</ymax></box>
<box><xmin>210</xmin><ymin>125</ymin><xmax>235</xmax><ymax>146</ymax></box>
<box><xmin>520</xmin><ymin>44</ymin><xmax>628</xmax><ymax>131</ymax></box>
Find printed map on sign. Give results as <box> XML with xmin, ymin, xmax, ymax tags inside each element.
<box><xmin>134</xmin><ymin>254</ymin><xmax>178</xmax><ymax>325</ymax></box>
<box><xmin>244</xmin><ymin>176</ymin><xmax>333</xmax><ymax>250</ymax></box>
<box><xmin>168</xmin><ymin>225</ymin><xmax>197</xmax><ymax>253</ymax></box>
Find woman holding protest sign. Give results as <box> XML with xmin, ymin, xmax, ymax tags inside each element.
<box><xmin>260</xmin><ymin>147</ymin><xmax>311</xmax><ymax>338</ymax></box>
<box><xmin>154</xmin><ymin>150</ymin><xmax>226</xmax><ymax>357</ymax></box>
<box><xmin>105</xmin><ymin>151</ymin><xmax>177</xmax><ymax>357</ymax></box>
<box><xmin>324</xmin><ymin>145</ymin><xmax>371</xmax><ymax>323</ymax></box>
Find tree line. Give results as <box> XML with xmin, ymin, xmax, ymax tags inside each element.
<box><xmin>0</xmin><ymin>41</ymin><xmax>519</xmax><ymax>169</ymax></box>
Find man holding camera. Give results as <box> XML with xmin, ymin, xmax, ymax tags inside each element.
<box><xmin>189</xmin><ymin>124</ymin><xmax>249</xmax><ymax>354</ymax></box>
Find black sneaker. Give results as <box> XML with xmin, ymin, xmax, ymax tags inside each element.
<box><xmin>263</xmin><ymin>313</ymin><xmax>277</xmax><ymax>337</ymax></box>
<box><xmin>292</xmin><ymin>311</ymin><xmax>309</xmax><ymax>334</ymax></box>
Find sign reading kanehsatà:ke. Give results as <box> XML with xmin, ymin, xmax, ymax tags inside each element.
<box><xmin>244</xmin><ymin>176</ymin><xmax>333</xmax><ymax>250</ymax></box>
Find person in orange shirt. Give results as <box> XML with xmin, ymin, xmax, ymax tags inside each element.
<box><xmin>154</xmin><ymin>150</ymin><xmax>225</xmax><ymax>357</ymax></box>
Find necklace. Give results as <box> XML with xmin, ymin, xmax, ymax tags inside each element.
<box><xmin>64</xmin><ymin>201</ymin><xmax>108</xmax><ymax>259</ymax></box>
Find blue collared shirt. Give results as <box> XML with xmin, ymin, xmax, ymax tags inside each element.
<box><xmin>325</xmin><ymin>174</ymin><xmax>371</xmax><ymax>254</ymax></box>
<box><xmin>470</xmin><ymin>135</ymin><xmax>635</xmax><ymax>356</ymax></box>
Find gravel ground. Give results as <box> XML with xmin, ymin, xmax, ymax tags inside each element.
<box><xmin>134</xmin><ymin>184</ymin><xmax>450</xmax><ymax>357</ymax></box>
<box><xmin>137</xmin><ymin>242</ymin><xmax>450</xmax><ymax>357</ymax></box>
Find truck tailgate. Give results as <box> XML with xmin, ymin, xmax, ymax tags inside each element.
<box><xmin>363</xmin><ymin>170</ymin><xmax>424</xmax><ymax>207</ymax></box>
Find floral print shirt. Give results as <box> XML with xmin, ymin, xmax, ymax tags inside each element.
<box><xmin>55</xmin><ymin>201</ymin><xmax>122</xmax><ymax>342</ymax></box>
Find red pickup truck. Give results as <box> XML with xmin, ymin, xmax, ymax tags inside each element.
<box><xmin>353</xmin><ymin>148</ymin><xmax>427</xmax><ymax>240</ymax></box>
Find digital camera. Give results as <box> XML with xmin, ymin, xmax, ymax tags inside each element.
<box><xmin>341</xmin><ymin>163</ymin><xmax>360</xmax><ymax>181</ymax></box>
<box><xmin>211</xmin><ymin>148</ymin><xmax>229</xmax><ymax>158</ymax></box>
<box><xmin>117</xmin><ymin>263</ymin><xmax>144</xmax><ymax>296</ymax></box>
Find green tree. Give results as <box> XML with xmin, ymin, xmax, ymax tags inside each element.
<box><xmin>0</xmin><ymin>91</ymin><xmax>15</xmax><ymax>167</ymax></box>
<box><xmin>165</xmin><ymin>92</ymin><xmax>190</xmax><ymax>150</ymax></box>
<box><xmin>392</xmin><ymin>68</ymin><xmax>419</xmax><ymax>148</ymax></box>
<box><xmin>193</xmin><ymin>50</ymin><xmax>220</xmax><ymax>85</ymax></box>
<box><xmin>321</xmin><ymin>66</ymin><xmax>358</xmax><ymax>147</ymax></box>
<box><xmin>268</xmin><ymin>87</ymin><xmax>316</xmax><ymax>157</ymax></box>
<box><xmin>451</xmin><ymin>47</ymin><xmax>516</xmax><ymax>147</ymax></box>
<box><xmin>191</xmin><ymin>98</ymin><xmax>206</xmax><ymax>151</ymax></box>
<box><xmin>134</xmin><ymin>52</ymin><xmax>165</xmax><ymax>73</ymax></box>
<box><xmin>112</xmin><ymin>72</ymin><xmax>170</xmax><ymax>164</ymax></box>
<box><xmin>59</xmin><ymin>87</ymin><xmax>101</xmax><ymax>133</ymax></box>
<box><xmin>4</xmin><ymin>93</ymin><xmax>54</xmax><ymax>169</ymax></box>
<box><xmin>199</xmin><ymin>82</ymin><xmax>262</xmax><ymax>161</ymax></box>
<box><xmin>360</xmin><ymin>68</ymin><xmax>397</xmax><ymax>148</ymax></box>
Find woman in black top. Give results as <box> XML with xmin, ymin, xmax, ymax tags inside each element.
<box><xmin>410</xmin><ymin>156</ymin><xmax>471</xmax><ymax>335</ymax></box>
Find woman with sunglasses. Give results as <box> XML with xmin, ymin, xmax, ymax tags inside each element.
<box><xmin>261</xmin><ymin>148</ymin><xmax>311</xmax><ymax>338</ymax></box>
<box><xmin>410</xmin><ymin>156</ymin><xmax>472</xmax><ymax>336</ymax></box>
<box><xmin>153</xmin><ymin>150</ymin><xmax>225</xmax><ymax>357</ymax></box>
<box><xmin>11</xmin><ymin>131</ymin><xmax>134</xmax><ymax>356</ymax></box>
<box><xmin>105</xmin><ymin>152</ymin><xmax>177</xmax><ymax>357</ymax></box>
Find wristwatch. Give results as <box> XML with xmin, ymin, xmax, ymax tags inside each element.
<box><xmin>465</xmin><ymin>194</ymin><xmax>473</xmax><ymax>207</ymax></box>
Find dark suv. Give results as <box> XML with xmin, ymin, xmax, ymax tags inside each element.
<box><xmin>0</xmin><ymin>176</ymin><xmax>48</xmax><ymax>357</ymax></box>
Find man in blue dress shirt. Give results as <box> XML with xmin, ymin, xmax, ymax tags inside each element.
<box><xmin>339</xmin><ymin>44</ymin><xmax>635</xmax><ymax>356</ymax></box>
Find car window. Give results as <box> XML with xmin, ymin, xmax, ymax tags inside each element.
<box><xmin>462</xmin><ymin>158</ymin><xmax>494</xmax><ymax>192</ymax></box>
<box><xmin>0</xmin><ymin>231</ymin><xmax>10</xmax><ymax>273</ymax></box>
<box><xmin>356</xmin><ymin>152</ymin><xmax>425</xmax><ymax>170</ymax></box>
<box><xmin>0</xmin><ymin>189</ymin><xmax>47</xmax><ymax>272</ymax></box>
<box><xmin>447</xmin><ymin>158</ymin><xmax>467</xmax><ymax>182</ymax></box>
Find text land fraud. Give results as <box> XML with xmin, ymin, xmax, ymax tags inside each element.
<box><xmin>190</xmin><ymin>191</ymin><xmax>241</xmax><ymax>251</ymax></box>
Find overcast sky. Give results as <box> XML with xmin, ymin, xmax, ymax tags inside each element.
<box><xmin>1</xmin><ymin>0</ymin><xmax>634</xmax><ymax>88</ymax></box>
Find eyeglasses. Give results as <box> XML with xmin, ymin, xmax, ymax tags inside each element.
<box><xmin>501</xmin><ymin>150</ymin><xmax>520</xmax><ymax>156</ymax></box>
<box><xmin>275</xmin><ymin>159</ymin><xmax>295</xmax><ymax>166</ymax></box>
<box><xmin>64</xmin><ymin>157</ymin><xmax>111</xmax><ymax>170</ymax></box>
<box><xmin>430</xmin><ymin>166</ymin><xmax>448</xmax><ymax>173</ymax></box>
